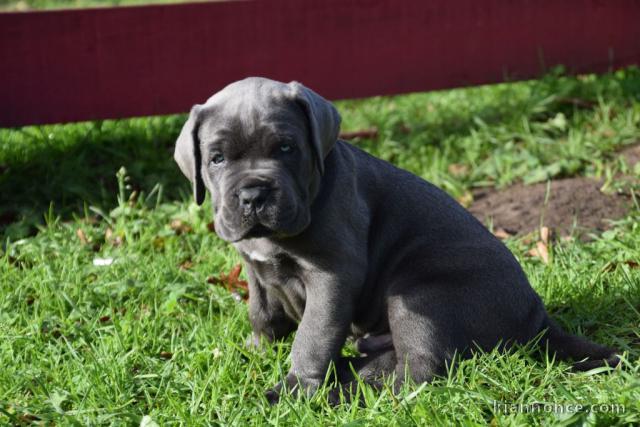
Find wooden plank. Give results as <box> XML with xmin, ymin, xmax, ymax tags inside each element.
<box><xmin>1</xmin><ymin>0</ymin><xmax>639</xmax><ymax>127</ymax></box>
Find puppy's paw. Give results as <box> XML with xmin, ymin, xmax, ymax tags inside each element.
<box><xmin>265</xmin><ymin>373</ymin><xmax>321</xmax><ymax>404</ymax></box>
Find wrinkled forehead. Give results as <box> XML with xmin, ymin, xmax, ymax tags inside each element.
<box><xmin>198</xmin><ymin>91</ymin><xmax>307</xmax><ymax>142</ymax></box>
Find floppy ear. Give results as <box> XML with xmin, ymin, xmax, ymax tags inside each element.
<box><xmin>289</xmin><ymin>82</ymin><xmax>341</xmax><ymax>175</ymax></box>
<box><xmin>174</xmin><ymin>105</ymin><xmax>206</xmax><ymax>205</ymax></box>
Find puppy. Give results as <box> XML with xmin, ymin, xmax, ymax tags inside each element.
<box><xmin>174</xmin><ymin>77</ymin><xmax>619</xmax><ymax>402</ymax></box>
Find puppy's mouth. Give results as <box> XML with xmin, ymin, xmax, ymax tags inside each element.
<box><xmin>242</xmin><ymin>223</ymin><xmax>274</xmax><ymax>239</ymax></box>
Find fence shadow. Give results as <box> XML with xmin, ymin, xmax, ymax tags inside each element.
<box><xmin>2</xmin><ymin>69</ymin><xmax>638</xmax><ymax>241</ymax></box>
<box><xmin>0</xmin><ymin>115</ymin><xmax>189</xmax><ymax>240</ymax></box>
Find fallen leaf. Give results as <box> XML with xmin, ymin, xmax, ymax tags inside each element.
<box><xmin>339</xmin><ymin>128</ymin><xmax>379</xmax><ymax>141</ymax></box>
<box><xmin>170</xmin><ymin>219</ymin><xmax>193</xmax><ymax>235</ymax></box>
<box><xmin>99</xmin><ymin>315</ymin><xmax>111</xmax><ymax>323</ymax></box>
<box><xmin>493</xmin><ymin>228</ymin><xmax>514</xmax><ymax>240</ymax></box>
<box><xmin>106</xmin><ymin>227</ymin><xmax>124</xmax><ymax>247</ymax></box>
<box><xmin>76</xmin><ymin>228</ymin><xmax>89</xmax><ymax>245</ymax></box>
<box><xmin>604</xmin><ymin>260</ymin><xmax>640</xmax><ymax>273</ymax></box>
<box><xmin>448</xmin><ymin>163</ymin><xmax>469</xmax><ymax>177</ymax></box>
<box><xmin>528</xmin><ymin>241</ymin><xmax>550</xmax><ymax>264</ymax></box>
<box><xmin>601</xmin><ymin>129</ymin><xmax>616</xmax><ymax>139</ymax></box>
<box><xmin>206</xmin><ymin>276</ymin><xmax>221</xmax><ymax>285</ymax></box>
<box><xmin>19</xmin><ymin>413</ymin><xmax>41</xmax><ymax>423</ymax></box>
<box><xmin>228</xmin><ymin>264</ymin><xmax>242</xmax><ymax>286</ymax></box>
<box><xmin>456</xmin><ymin>191</ymin><xmax>474</xmax><ymax>208</ymax></box>
<box><xmin>207</xmin><ymin>264</ymin><xmax>249</xmax><ymax>301</ymax></box>
<box><xmin>179</xmin><ymin>259</ymin><xmax>194</xmax><ymax>270</ymax></box>
<box><xmin>539</xmin><ymin>226</ymin><xmax>551</xmax><ymax>244</ymax></box>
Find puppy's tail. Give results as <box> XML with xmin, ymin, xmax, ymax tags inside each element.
<box><xmin>541</xmin><ymin>319</ymin><xmax>620</xmax><ymax>371</ymax></box>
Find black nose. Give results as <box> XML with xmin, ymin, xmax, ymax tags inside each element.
<box><xmin>238</xmin><ymin>186</ymin><xmax>271</xmax><ymax>211</ymax></box>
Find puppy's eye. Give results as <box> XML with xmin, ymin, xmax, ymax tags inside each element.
<box><xmin>210</xmin><ymin>152</ymin><xmax>225</xmax><ymax>165</ymax></box>
<box><xmin>279</xmin><ymin>143</ymin><xmax>294</xmax><ymax>153</ymax></box>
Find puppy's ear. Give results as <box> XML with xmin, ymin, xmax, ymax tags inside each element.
<box><xmin>174</xmin><ymin>105</ymin><xmax>206</xmax><ymax>205</ymax></box>
<box><xmin>289</xmin><ymin>82</ymin><xmax>341</xmax><ymax>175</ymax></box>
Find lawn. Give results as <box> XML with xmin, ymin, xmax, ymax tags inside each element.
<box><xmin>0</xmin><ymin>0</ymin><xmax>198</xmax><ymax>11</ymax></box>
<box><xmin>1</xmin><ymin>68</ymin><xmax>640</xmax><ymax>425</ymax></box>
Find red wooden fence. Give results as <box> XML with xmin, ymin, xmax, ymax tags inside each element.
<box><xmin>1</xmin><ymin>0</ymin><xmax>639</xmax><ymax>127</ymax></box>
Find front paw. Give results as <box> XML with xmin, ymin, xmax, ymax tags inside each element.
<box><xmin>265</xmin><ymin>373</ymin><xmax>321</xmax><ymax>404</ymax></box>
<box><xmin>245</xmin><ymin>333</ymin><xmax>265</xmax><ymax>350</ymax></box>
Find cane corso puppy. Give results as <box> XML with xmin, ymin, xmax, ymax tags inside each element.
<box><xmin>174</xmin><ymin>77</ymin><xmax>619</xmax><ymax>403</ymax></box>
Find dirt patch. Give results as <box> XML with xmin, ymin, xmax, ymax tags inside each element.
<box><xmin>469</xmin><ymin>177</ymin><xmax>631</xmax><ymax>237</ymax></box>
<box><xmin>619</xmin><ymin>143</ymin><xmax>640</xmax><ymax>169</ymax></box>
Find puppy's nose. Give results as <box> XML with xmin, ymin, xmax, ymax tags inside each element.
<box><xmin>238</xmin><ymin>186</ymin><xmax>271</xmax><ymax>211</ymax></box>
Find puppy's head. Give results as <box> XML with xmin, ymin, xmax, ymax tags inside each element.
<box><xmin>174</xmin><ymin>77</ymin><xmax>341</xmax><ymax>242</ymax></box>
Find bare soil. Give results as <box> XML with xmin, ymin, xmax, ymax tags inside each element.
<box><xmin>469</xmin><ymin>178</ymin><xmax>631</xmax><ymax>237</ymax></box>
<box><xmin>619</xmin><ymin>143</ymin><xmax>640</xmax><ymax>169</ymax></box>
<box><xmin>468</xmin><ymin>145</ymin><xmax>640</xmax><ymax>237</ymax></box>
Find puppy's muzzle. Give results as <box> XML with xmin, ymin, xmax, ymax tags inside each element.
<box><xmin>238</xmin><ymin>185</ymin><xmax>273</xmax><ymax>214</ymax></box>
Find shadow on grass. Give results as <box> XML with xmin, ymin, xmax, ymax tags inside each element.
<box><xmin>1</xmin><ymin>67</ymin><xmax>639</xmax><ymax>241</ymax></box>
<box><xmin>0</xmin><ymin>115</ymin><xmax>190</xmax><ymax>240</ymax></box>
<box><xmin>547</xmin><ymin>294</ymin><xmax>640</xmax><ymax>356</ymax></box>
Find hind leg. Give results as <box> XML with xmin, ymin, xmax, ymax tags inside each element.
<box><xmin>387</xmin><ymin>284</ymin><xmax>463</xmax><ymax>390</ymax></box>
<box><xmin>329</xmin><ymin>347</ymin><xmax>396</xmax><ymax>405</ymax></box>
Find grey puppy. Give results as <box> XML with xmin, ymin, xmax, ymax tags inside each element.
<box><xmin>174</xmin><ymin>77</ymin><xmax>619</xmax><ymax>403</ymax></box>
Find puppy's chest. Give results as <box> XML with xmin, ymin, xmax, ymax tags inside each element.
<box><xmin>241</xmin><ymin>247</ymin><xmax>307</xmax><ymax>320</ymax></box>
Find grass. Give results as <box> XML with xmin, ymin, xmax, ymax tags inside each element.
<box><xmin>0</xmin><ymin>0</ymin><xmax>200</xmax><ymax>11</ymax></box>
<box><xmin>1</xmin><ymin>68</ymin><xmax>640</xmax><ymax>425</ymax></box>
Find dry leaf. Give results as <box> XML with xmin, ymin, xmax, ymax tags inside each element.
<box><xmin>539</xmin><ymin>226</ymin><xmax>551</xmax><ymax>244</ymax></box>
<box><xmin>179</xmin><ymin>259</ymin><xmax>194</xmax><ymax>270</ymax></box>
<box><xmin>19</xmin><ymin>413</ymin><xmax>40</xmax><ymax>423</ymax></box>
<box><xmin>105</xmin><ymin>227</ymin><xmax>124</xmax><ymax>247</ymax></box>
<box><xmin>76</xmin><ymin>228</ymin><xmax>88</xmax><ymax>245</ymax></box>
<box><xmin>456</xmin><ymin>191</ymin><xmax>473</xmax><ymax>208</ymax></box>
<box><xmin>448</xmin><ymin>163</ymin><xmax>469</xmax><ymax>177</ymax></box>
<box><xmin>602</xmin><ymin>260</ymin><xmax>639</xmax><ymax>273</ymax></box>
<box><xmin>493</xmin><ymin>228</ymin><xmax>514</xmax><ymax>240</ymax></box>
<box><xmin>228</xmin><ymin>264</ymin><xmax>242</xmax><ymax>286</ymax></box>
<box><xmin>170</xmin><ymin>219</ymin><xmax>193</xmax><ymax>235</ymax></box>
<box><xmin>601</xmin><ymin>129</ymin><xmax>616</xmax><ymax>139</ymax></box>
<box><xmin>528</xmin><ymin>241</ymin><xmax>550</xmax><ymax>264</ymax></box>
<box><xmin>207</xmin><ymin>264</ymin><xmax>249</xmax><ymax>302</ymax></box>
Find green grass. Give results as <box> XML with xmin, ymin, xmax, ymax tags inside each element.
<box><xmin>0</xmin><ymin>0</ymin><xmax>200</xmax><ymax>11</ymax></box>
<box><xmin>1</xmin><ymin>68</ymin><xmax>640</xmax><ymax>425</ymax></box>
